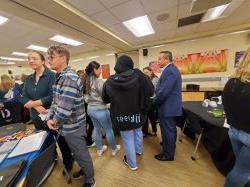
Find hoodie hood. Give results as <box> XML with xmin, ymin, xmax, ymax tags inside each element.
<box><xmin>108</xmin><ymin>69</ymin><xmax>138</xmax><ymax>90</ymax></box>
<box><xmin>114</xmin><ymin>55</ymin><xmax>134</xmax><ymax>73</ymax></box>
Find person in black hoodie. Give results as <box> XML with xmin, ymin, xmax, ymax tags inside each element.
<box><xmin>102</xmin><ymin>55</ymin><xmax>154</xmax><ymax>170</ymax></box>
<box><xmin>222</xmin><ymin>48</ymin><xmax>250</xmax><ymax>187</ymax></box>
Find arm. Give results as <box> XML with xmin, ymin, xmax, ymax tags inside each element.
<box><xmin>96</xmin><ymin>78</ymin><xmax>104</xmax><ymax>96</ymax></box>
<box><xmin>22</xmin><ymin>79</ymin><xmax>31</xmax><ymax>105</ymax></box>
<box><xmin>155</xmin><ymin>72</ymin><xmax>177</xmax><ymax>105</ymax></box>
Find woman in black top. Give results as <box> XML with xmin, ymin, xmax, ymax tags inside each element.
<box><xmin>222</xmin><ymin>48</ymin><xmax>250</xmax><ymax>187</ymax></box>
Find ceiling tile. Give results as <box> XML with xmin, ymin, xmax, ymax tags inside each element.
<box><xmin>98</xmin><ymin>0</ymin><xmax>130</xmax><ymax>8</ymax></box>
<box><xmin>150</xmin><ymin>8</ymin><xmax>178</xmax><ymax>26</ymax></box>
<box><xmin>176</xmin><ymin>23</ymin><xmax>199</xmax><ymax>36</ymax></box>
<box><xmin>157</xmin><ymin>29</ymin><xmax>176</xmax><ymax>40</ymax></box>
<box><xmin>141</xmin><ymin>0</ymin><xmax>177</xmax><ymax>14</ymax></box>
<box><xmin>64</xmin><ymin>0</ymin><xmax>106</xmax><ymax>15</ymax></box>
<box><xmin>109</xmin><ymin>0</ymin><xmax>145</xmax><ymax>21</ymax></box>
<box><xmin>109</xmin><ymin>23</ymin><xmax>129</xmax><ymax>34</ymax></box>
<box><xmin>154</xmin><ymin>20</ymin><xmax>178</xmax><ymax>34</ymax></box>
<box><xmin>178</xmin><ymin>2</ymin><xmax>204</xmax><ymax>19</ymax></box>
<box><xmin>92</xmin><ymin>10</ymin><xmax>120</xmax><ymax>26</ymax></box>
<box><xmin>195</xmin><ymin>19</ymin><xmax>224</xmax><ymax>33</ymax></box>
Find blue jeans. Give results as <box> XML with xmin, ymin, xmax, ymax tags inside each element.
<box><xmin>224</xmin><ymin>127</ymin><xmax>250</xmax><ymax>187</ymax></box>
<box><xmin>87</xmin><ymin>107</ymin><xmax>116</xmax><ymax>150</ymax></box>
<box><xmin>120</xmin><ymin>127</ymin><xmax>143</xmax><ymax>168</ymax></box>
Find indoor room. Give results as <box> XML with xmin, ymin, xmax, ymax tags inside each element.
<box><xmin>0</xmin><ymin>0</ymin><xmax>249</xmax><ymax>187</ymax></box>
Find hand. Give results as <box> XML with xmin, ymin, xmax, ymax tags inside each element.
<box><xmin>24</xmin><ymin>100</ymin><xmax>34</xmax><ymax>109</ymax></box>
<box><xmin>47</xmin><ymin>120</ymin><xmax>58</xmax><ymax>131</ymax></box>
<box><xmin>34</xmin><ymin>106</ymin><xmax>47</xmax><ymax>114</ymax></box>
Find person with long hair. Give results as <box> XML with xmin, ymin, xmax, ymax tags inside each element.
<box><xmin>0</xmin><ymin>74</ymin><xmax>22</xmax><ymax>103</ymax></box>
<box><xmin>22</xmin><ymin>50</ymin><xmax>74</xmax><ymax>172</ymax></box>
<box><xmin>84</xmin><ymin>61</ymin><xmax>120</xmax><ymax>156</ymax></box>
<box><xmin>76</xmin><ymin>69</ymin><xmax>95</xmax><ymax>148</ymax></box>
<box><xmin>222</xmin><ymin>48</ymin><xmax>250</xmax><ymax>187</ymax></box>
<box><xmin>143</xmin><ymin>66</ymin><xmax>159</xmax><ymax>136</ymax></box>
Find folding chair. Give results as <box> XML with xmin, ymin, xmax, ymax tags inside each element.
<box><xmin>179</xmin><ymin>110</ymin><xmax>204</xmax><ymax>161</ymax></box>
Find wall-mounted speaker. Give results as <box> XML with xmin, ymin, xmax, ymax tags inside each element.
<box><xmin>143</xmin><ymin>48</ymin><xmax>148</xmax><ymax>56</ymax></box>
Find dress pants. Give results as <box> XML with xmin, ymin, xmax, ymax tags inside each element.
<box><xmin>159</xmin><ymin>116</ymin><xmax>177</xmax><ymax>159</ymax></box>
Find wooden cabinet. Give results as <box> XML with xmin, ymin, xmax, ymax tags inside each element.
<box><xmin>182</xmin><ymin>92</ymin><xmax>205</xmax><ymax>101</ymax></box>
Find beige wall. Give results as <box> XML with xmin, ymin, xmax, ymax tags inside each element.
<box><xmin>139</xmin><ymin>32</ymin><xmax>250</xmax><ymax>88</ymax></box>
<box><xmin>0</xmin><ymin>65</ymin><xmax>33</xmax><ymax>76</ymax></box>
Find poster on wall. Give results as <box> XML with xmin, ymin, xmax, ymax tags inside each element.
<box><xmin>101</xmin><ymin>64</ymin><xmax>110</xmax><ymax>79</ymax></box>
<box><xmin>234</xmin><ymin>51</ymin><xmax>245</xmax><ymax>68</ymax></box>
<box><xmin>149</xmin><ymin>61</ymin><xmax>160</xmax><ymax>73</ymax></box>
<box><xmin>173</xmin><ymin>49</ymin><xmax>228</xmax><ymax>74</ymax></box>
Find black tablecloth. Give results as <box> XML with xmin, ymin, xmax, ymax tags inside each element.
<box><xmin>182</xmin><ymin>101</ymin><xmax>235</xmax><ymax>176</ymax></box>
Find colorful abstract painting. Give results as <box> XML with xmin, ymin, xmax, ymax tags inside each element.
<box><xmin>101</xmin><ymin>64</ymin><xmax>110</xmax><ymax>79</ymax></box>
<box><xmin>173</xmin><ymin>49</ymin><xmax>228</xmax><ymax>74</ymax></box>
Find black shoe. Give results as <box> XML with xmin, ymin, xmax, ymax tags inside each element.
<box><xmin>154</xmin><ymin>154</ymin><xmax>174</xmax><ymax>161</ymax></box>
<box><xmin>72</xmin><ymin>169</ymin><xmax>84</xmax><ymax>180</ymax></box>
<box><xmin>136</xmin><ymin>152</ymin><xmax>142</xmax><ymax>156</ymax></box>
<box><xmin>83</xmin><ymin>179</ymin><xmax>96</xmax><ymax>187</ymax></box>
<box><xmin>160</xmin><ymin>142</ymin><xmax>163</xmax><ymax>146</ymax></box>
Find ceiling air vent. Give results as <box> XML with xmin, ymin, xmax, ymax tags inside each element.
<box><xmin>178</xmin><ymin>13</ymin><xmax>204</xmax><ymax>27</ymax></box>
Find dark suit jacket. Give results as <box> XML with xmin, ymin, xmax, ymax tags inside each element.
<box><xmin>155</xmin><ymin>63</ymin><xmax>182</xmax><ymax>117</ymax></box>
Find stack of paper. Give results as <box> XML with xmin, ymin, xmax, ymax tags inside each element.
<box><xmin>8</xmin><ymin>131</ymin><xmax>48</xmax><ymax>158</ymax></box>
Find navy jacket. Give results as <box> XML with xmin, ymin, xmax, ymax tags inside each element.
<box><xmin>155</xmin><ymin>63</ymin><xmax>182</xmax><ymax>117</ymax></box>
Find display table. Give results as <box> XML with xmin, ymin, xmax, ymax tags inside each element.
<box><xmin>0</xmin><ymin>124</ymin><xmax>55</xmax><ymax>187</ymax></box>
<box><xmin>182</xmin><ymin>101</ymin><xmax>235</xmax><ymax>176</ymax></box>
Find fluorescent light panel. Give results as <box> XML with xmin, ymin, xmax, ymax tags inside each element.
<box><xmin>11</xmin><ymin>52</ymin><xmax>28</xmax><ymax>57</ymax></box>
<box><xmin>87</xmin><ymin>56</ymin><xmax>99</xmax><ymax>60</ymax></box>
<box><xmin>105</xmin><ymin>53</ymin><xmax>115</xmax><ymax>56</ymax></box>
<box><xmin>122</xmin><ymin>15</ymin><xmax>155</xmax><ymax>37</ymax></box>
<box><xmin>50</xmin><ymin>35</ymin><xmax>83</xmax><ymax>46</ymax></box>
<box><xmin>0</xmin><ymin>16</ymin><xmax>8</xmax><ymax>25</ymax></box>
<box><xmin>27</xmin><ymin>45</ymin><xmax>48</xmax><ymax>52</ymax></box>
<box><xmin>0</xmin><ymin>56</ymin><xmax>25</xmax><ymax>61</ymax></box>
<box><xmin>202</xmin><ymin>3</ymin><xmax>230</xmax><ymax>22</ymax></box>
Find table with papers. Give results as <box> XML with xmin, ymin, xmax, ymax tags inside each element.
<box><xmin>0</xmin><ymin>128</ymin><xmax>55</xmax><ymax>187</ymax></box>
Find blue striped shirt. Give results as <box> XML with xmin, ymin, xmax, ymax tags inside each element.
<box><xmin>48</xmin><ymin>66</ymin><xmax>86</xmax><ymax>134</ymax></box>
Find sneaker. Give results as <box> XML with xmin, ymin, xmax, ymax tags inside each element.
<box><xmin>72</xmin><ymin>169</ymin><xmax>84</xmax><ymax>180</ymax></box>
<box><xmin>111</xmin><ymin>145</ymin><xmax>121</xmax><ymax>156</ymax></box>
<box><xmin>123</xmin><ymin>155</ymin><xmax>138</xmax><ymax>171</ymax></box>
<box><xmin>83</xmin><ymin>179</ymin><xmax>96</xmax><ymax>187</ymax></box>
<box><xmin>136</xmin><ymin>152</ymin><xmax>142</xmax><ymax>156</ymax></box>
<box><xmin>87</xmin><ymin>142</ymin><xmax>96</xmax><ymax>148</ymax></box>
<box><xmin>97</xmin><ymin>145</ymin><xmax>108</xmax><ymax>156</ymax></box>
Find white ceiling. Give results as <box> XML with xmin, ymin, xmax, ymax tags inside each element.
<box><xmin>0</xmin><ymin>0</ymin><xmax>249</xmax><ymax>62</ymax></box>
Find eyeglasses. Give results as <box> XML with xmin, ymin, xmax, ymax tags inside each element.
<box><xmin>47</xmin><ymin>55</ymin><xmax>62</xmax><ymax>60</ymax></box>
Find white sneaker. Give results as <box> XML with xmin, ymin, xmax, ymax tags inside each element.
<box><xmin>111</xmin><ymin>145</ymin><xmax>121</xmax><ymax>156</ymax></box>
<box><xmin>87</xmin><ymin>142</ymin><xmax>96</xmax><ymax>148</ymax></box>
<box><xmin>97</xmin><ymin>145</ymin><xmax>108</xmax><ymax>156</ymax></box>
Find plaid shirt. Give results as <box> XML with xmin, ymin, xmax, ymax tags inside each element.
<box><xmin>48</xmin><ymin>66</ymin><xmax>86</xmax><ymax>134</ymax></box>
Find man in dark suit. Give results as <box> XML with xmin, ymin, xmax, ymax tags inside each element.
<box><xmin>154</xmin><ymin>51</ymin><xmax>182</xmax><ymax>161</ymax></box>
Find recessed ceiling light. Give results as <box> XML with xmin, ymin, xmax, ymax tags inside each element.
<box><xmin>0</xmin><ymin>56</ymin><xmax>26</xmax><ymax>61</ymax></box>
<box><xmin>123</xmin><ymin>15</ymin><xmax>155</xmax><ymax>37</ymax></box>
<box><xmin>11</xmin><ymin>52</ymin><xmax>28</xmax><ymax>57</ymax></box>
<box><xmin>50</xmin><ymin>35</ymin><xmax>83</xmax><ymax>46</ymax></box>
<box><xmin>0</xmin><ymin>16</ymin><xmax>8</xmax><ymax>25</ymax></box>
<box><xmin>27</xmin><ymin>45</ymin><xmax>48</xmax><ymax>52</ymax></box>
<box><xmin>202</xmin><ymin>3</ymin><xmax>230</xmax><ymax>22</ymax></box>
<box><xmin>105</xmin><ymin>53</ymin><xmax>115</xmax><ymax>56</ymax></box>
<box><xmin>87</xmin><ymin>56</ymin><xmax>99</xmax><ymax>60</ymax></box>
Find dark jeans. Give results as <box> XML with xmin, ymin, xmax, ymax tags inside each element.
<box><xmin>86</xmin><ymin>113</ymin><xmax>94</xmax><ymax>146</ymax></box>
<box><xmin>143</xmin><ymin>105</ymin><xmax>158</xmax><ymax>135</ymax></box>
<box><xmin>33</xmin><ymin>119</ymin><xmax>74</xmax><ymax>171</ymax></box>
